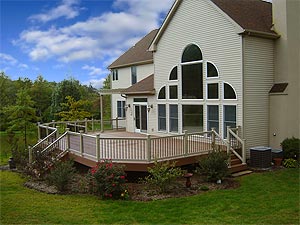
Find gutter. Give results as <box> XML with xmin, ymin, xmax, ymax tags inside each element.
<box><xmin>108</xmin><ymin>59</ymin><xmax>153</xmax><ymax>70</ymax></box>
<box><xmin>239</xmin><ymin>29</ymin><xmax>280</xmax><ymax>40</ymax></box>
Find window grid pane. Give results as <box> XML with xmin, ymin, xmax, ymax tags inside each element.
<box><xmin>207</xmin><ymin>62</ymin><xmax>218</xmax><ymax>77</ymax></box>
<box><xmin>169</xmin><ymin>105</ymin><xmax>178</xmax><ymax>132</ymax></box>
<box><xmin>208</xmin><ymin>83</ymin><xmax>219</xmax><ymax>99</ymax></box>
<box><xmin>169</xmin><ymin>86</ymin><xmax>178</xmax><ymax>99</ymax></box>
<box><xmin>158</xmin><ymin>104</ymin><xmax>166</xmax><ymax>131</ymax></box>
<box><xmin>207</xmin><ymin>105</ymin><xmax>219</xmax><ymax>133</ymax></box>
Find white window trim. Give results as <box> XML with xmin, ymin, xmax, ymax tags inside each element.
<box><xmin>157</xmin><ymin>104</ymin><xmax>167</xmax><ymax>133</ymax></box>
<box><xmin>206</xmin><ymin>83</ymin><xmax>220</xmax><ymax>100</ymax></box>
<box><xmin>223</xmin><ymin>82</ymin><xmax>238</xmax><ymax>100</ymax></box>
<box><xmin>207</xmin><ymin>105</ymin><xmax>220</xmax><ymax>133</ymax></box>
<box><xmin>223</xmin><ymin>104</ymin><xmax>238</xmax><ymax>138</ymax></box>
<box><xmin>206</xmin><ymin>61</ymin><xmax>220</xmax><ymax>79</ymax></box>
<box><xmin>169</xmin><ymin>84</ymin><xmax>178</xmax><ymax>100</ymax></box>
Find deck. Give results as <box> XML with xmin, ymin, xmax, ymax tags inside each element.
<box><xmin>33</xmin><ymin>121</ymin><xmax>247</xmax><ymax>172</ymax></box>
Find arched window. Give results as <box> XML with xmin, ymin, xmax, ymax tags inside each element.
<box><xmin>207</xmin><ymin>62</ymin><xmax>218</xmax><ymax>78</ymax></box>
<box><xmin>169</xmin><ymin>66</ymin><xmax>178</xmax><ymax>80</ymax></box>
<box><xmin>224</xmin><ymin>83</ymin><xmax>237</xmax><ymax>99</ymax></box>
<box><xmin>182</xmin><ymin>44</ymin><xmax>202</xmax><ymax>63</ymax></box>
<box><xmin>181</xmin><ymin>44</ymin><xmax>203</xmax><ymax>99</ymax></box>
<box><xmin>158</xmin><ymin>86</ymin><xmax>166</xmax><ymax>99</ymax></box>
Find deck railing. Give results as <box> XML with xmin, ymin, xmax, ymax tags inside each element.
<box><xmin>31</xmin><ymin>121</ymin><xmax>245</xmax><ymax>165</ymax></box>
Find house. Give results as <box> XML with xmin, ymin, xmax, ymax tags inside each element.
<box><xmin>107</xmin><ymin>0</ymin><xmax>299</xmax><ymax>156</ymax></box>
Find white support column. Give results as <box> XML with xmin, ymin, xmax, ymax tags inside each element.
<box><xmin>96</xmin><ymin>134</ymin><xmax>100</xmax><ymax>162</ymax></box>
<box><xmin>100</xmin><ymin>94</ymin><xmax>104</xmax><ymax>133</ymax></box>
<box><xmin>85</xmin><ymin>118</ymin><xmax>88</xmax><ymax>133</ymax></box>
<box><xmin>79</xmin><ymin>130</ymin><xmax>84</xmax><ymax>156</ymax></box>
<box><xmin>211</xmin><ymin>128</ymin><xmax>216</xmax><ymax>151</ymax></box>
<box><xmin>65</xmin><ymin>128</ymin><xmax>70</xmax><ymax>150</ymax></box>
<box><xmin>184</xmin><ymin>130</ymin><xmax>188</xmax><ymax>156</ymax></box>
<box><xmin>147</xmin><ymin>134</ymin><xmax>151</xmax><ymax>162</ymax></box>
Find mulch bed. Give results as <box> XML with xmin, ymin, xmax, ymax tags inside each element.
<box><xmin>22</xmin><ymin>173</ymin><xmax>240</xmax><ymax>201</ymax></box>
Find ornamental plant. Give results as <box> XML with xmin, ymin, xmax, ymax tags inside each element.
<box><xmin>197</xmin><ymin>149</ymin><xmax>229</xmax><ymax>182</ymax></box>
<box><xmin>144</xmin><ymin>160</ymin><xmax>184</xmax><ymax>193</ymax></box>
<box><xmin>89</xmin><ymin>160</ymin><xmax>127</xmax><ymax>199</ymax></box>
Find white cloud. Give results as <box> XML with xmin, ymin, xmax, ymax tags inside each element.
<box><xmin>29</xmin><ymin>0</ymin><xmax>81</xmax><ymax>23</ymax></box>
<box><xmin>82</xmin><ymin>65</ymin><xmax>106</xmax><ymax>77</ymax></box>
<box><xmin>16</xmin><ymin>0</ymin><xmax>173</xmax><ymax>64</ymax></box>
<box><xmin>0</xmin><ymin>53</ymin><xmax>29</xmax><ymax>71</ymax></box>
<box><xmin>0</xmin><ymin>53</ymin><xmax>18</xmax><ymax>65</ymax></box>
<box><xmin>83</xmin><ymin>78</ymin><xmax>106</xmax><ymax>89</ymax></box>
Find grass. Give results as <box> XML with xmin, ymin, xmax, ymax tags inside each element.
<box><xmin>1</xmin><ymin>169</ymin><xmax>299</xmax><ymax>224</ymax></box>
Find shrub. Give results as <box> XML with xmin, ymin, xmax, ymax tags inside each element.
<box><xmin>281</xmin><ymin>137</ymin><xmax>300</xmax><ymax>160</ymax></box>
<box><xmin>197</xmin><ymin>150</ymin><xmax>229</xmax><ymax>182</ymax></box>
<box><xmin>143</xmin><ymin>160</ymin><xmax>184</xmax><ymax>193</ymax></box>
<box><xmin>89</xmin><ymin>160</ymin><xmax>127</xmax><ymax>199</ymax></box>
<box><xmin>46</xmin><ymin>160</ymin><xmax>76</xmax><ymax>192</ymax></box>
<box><xmin>283</xmin><ymin>158</ymin><xmax>299</xmax><ymax>168</ymax></box>
<box><xmin>199</xmin><ymin>185</ymin><xmax>209</xmax><ymax>191</ymax></box>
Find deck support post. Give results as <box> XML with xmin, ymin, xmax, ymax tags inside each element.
<box><xmin>28</xmin><ymin>146</ymin><xmax>32</xmax><ymax>164</ymax></box>
<box><xmin>52</xmin><ymin>120</ymin><xmax>55</xmax><ymax>128</ymax></box>
<box><xmin>226</xmin><ymin>126</ymin><xmax>231</xmax><ymax>167</ymax></box>
<box><xmin>79</xmin><ymin>130</ymin><xmax>84</xmax><ymax>156</ymax></box>
<box><xmin>65</xmin><ymin>128</ymin><xmax>70</xmax><ymax>151</ymax></box>
<box><xmin>56</xmin><ymin>126</ymin><xmax>59</xmax><ymax>139</ymax></box>
<box><xmin>100</xmin><ymin>94</ymin><xmax>104</xmax><ymax>133</ymax></box>
<box><xmin>147</xmin><ymin>134</ymin><xmax>151</xmax><ymax>162</ymax></box>
<box><xmin>85</xmin><ymin>118</ymin><xmax>88</xmax><ymax>133</ymax></box>
<box><xmin>184</xmin><ymin>130</ymin><xmax>188</xmax><ymax>156</ymax></box>
<box><xmin>237</xmin><ymin>125</ymin><xmax>242</xmax><ymax>138</ymax></box>
<box><xmin>211</xmin><ymin>128</ymin><xmax>216</xmax><ymax>150</ymax></box>
<box><xmin>37</xmin><ymin>122</ymin><xmax>41</xmax><ymax>140</ymax></box>
<box><xmin>242</xmin><ymin>139</ymin><xmax>246</xmax><ymax>164</ymax></box>
<box><xmin>96</xmin><ymin>134</ymin><xmax>100</xmax><ymax>162</ymax></box>
<box><xmin>116</xmin><ymin>117</ymin><xmax>119</xmax><ymax>130</ymax></box>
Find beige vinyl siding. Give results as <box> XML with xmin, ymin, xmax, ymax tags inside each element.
<box><xmin>111</xmin><ymin>63</ymin><xmax>154</xmax><ymax>122</ymax></box>
<box><xmin>243</xmin><ymin>36</ymin><xmax>275</xmax><ymax>156</ymax></box>
<box><xmin>153</xmin><ymin>0</ymin><xmax>243</xmax><ymax>136</ymax></box>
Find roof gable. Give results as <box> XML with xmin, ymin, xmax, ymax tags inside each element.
<box><xmin>108</xmin><ymin>29</ymin><xmax>158</xmax><ymax>69</ymax></box>
<box><xmin>150</xmin><ymin>0</ymin><xmax>278</xmax><ymax>51</ymax></box>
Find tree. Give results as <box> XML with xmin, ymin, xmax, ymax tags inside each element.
<box><xmin>30</xmin><ymin>75</ymin><xmax>54</xmax><ymax>122</ymax></box>
<box><xmin>51</xmin><ymin>78</ymin><xmax>81</xmax><ymax>119</ymax></box>
<box><xmin>56</xmin><ymin>96</ymin><xmax>92</xmax><ymax>121</ymax></box>
<box><xmin>101</xmin><ymin>74</ymin><xmax>111</xmax><ymax>119</ymax></box>
<box><xmin>4</xmin><ymin>88</ymin><xmax>38</xmax><ymax>148</ymax></box>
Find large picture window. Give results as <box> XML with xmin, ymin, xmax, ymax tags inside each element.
<box><xmin>182</xmin><ymin>44</ymin><xmax>203</xmax><ymax>99</ymax></box>
<box><xmin>169</xmin><ymin>105</ymin><xmax>178</xmax><ymax>132</ymax></box>
<box><xmin>207</xmin><ymin>105</ymin><xmax>219</xmax><ymax>133</ymax></box>
<box><xmin>224</xmin><ymin>105</ymin><xmax>236</xmax><ymax>138</ymax></box>
<box><xmin>182</xmin><ymin>105</ymin><xmax>203</xmax><ymax>133</ymax></box>
<box><xmin>117</xmin><ymin>101</ymin><xmax>126</xmax><ymax>118</ymax></box>
<box><xmin>158</xmin><ymin>104</ymin><xmax>166</xmax><ymax>131</ymax></box>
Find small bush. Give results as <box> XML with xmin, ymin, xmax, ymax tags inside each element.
<box><xmin>89</xmin><ymin>160</ymin><xmax>127</xmax><ymax>199</ymax></box>
<box><xmin>281</xmin><ymin>137</ymin><xmax>300</xmax><ymax>160</ymax></box>
<box><xmin>199</xmin><ymin>185</ymin><xmax>209</xmax><ymax>191</ymax></box>
<box><xmin>197</xmin><ymin>150</ymin><xmax>229</xmax><ymax>182</ymax></box>
<box><xmin>46</xmin><ymin>160</ymin><xmax>76</xmax><ymax>192</ymax></box>
<box><xmin>283</xmin><ymin>158</ymin><xmax>299</xmax><ymax>168</ymax></box>
<box><xmin>143</xmin><ymin>160</ymin><xmax>184</xmax><ymax>193</ymax></box>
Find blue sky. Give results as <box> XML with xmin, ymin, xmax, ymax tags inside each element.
<box><xmin>0</xmin><ymin>0</ymin><xmax>173</xmax><ymax>88</ymax></box>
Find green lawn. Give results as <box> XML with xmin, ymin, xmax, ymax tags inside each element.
<box><xmin>1</xmin><ymin>169</ymin><xmax>299</xmax><ymax>224</ymax></box>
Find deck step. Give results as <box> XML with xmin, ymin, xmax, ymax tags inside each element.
<box><xmin>232</xmin><ymin>170</ymin><xmax>253</xmax><ymax>177</ymax></box>
<box><xmin>229</xmin><ymin>164</ymin><xmax>248</xmax><ymax>173</ymax></box>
